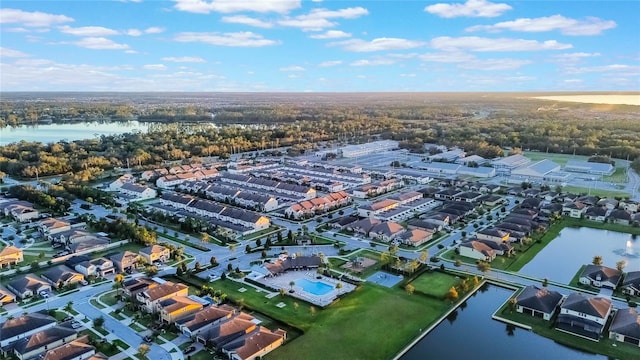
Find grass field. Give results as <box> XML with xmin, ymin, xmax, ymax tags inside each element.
<box><xmin>265</xmin><ymin>284</ymin><xmax>452</xmax><ymax>360</ymax></box>
<box><xmin>497</xmin><ymin>301</ymin><xmax>639</xmax><ymax>360</ymax></box>
<box><xmin>602</xmin><ymin>167</ymin><xmax>628</xmax><ymax>184</ymax></box>
<box><xmin>410</xmin><ymin>271</ymin><xmax>461</xmax><ymax>299</ymax></box>
<box><xmin>523</xmin><ymin>151</ymin><xmax>589</xmax><ymax>166</ymax></box>
<box><xmin>561</xmin><ymin>185</ymin><xmax>629</xmax><ymax>199</ymax></box>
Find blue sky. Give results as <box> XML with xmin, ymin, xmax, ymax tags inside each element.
<box><xmin>1</xmin><ymin>0</ymin><xmax>638</xmax><ymax>92</ymax></box>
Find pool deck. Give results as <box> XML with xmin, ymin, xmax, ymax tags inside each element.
<box><xmin>260</xmin><ymin>270</ymin><xmax>356</xmax><ymax>307</ymax></box>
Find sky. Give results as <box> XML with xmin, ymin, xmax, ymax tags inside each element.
<box><xmin>0</xmin><ymin>0</ymin><xmax>639</xmax><ymax>92</ymax></box>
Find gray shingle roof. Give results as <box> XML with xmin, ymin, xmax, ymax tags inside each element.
<box><xmin>516</xmin><ymin>285</ymin><xmax>563</xmax><ymax>314</ymax></box>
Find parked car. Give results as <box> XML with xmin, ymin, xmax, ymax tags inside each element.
<box><xmin>71</xmin><ymin>322</ymin><xmax>82</xmax><ymax>329</ymax></box>
<box><xmin>143</xmin><ymin>336</ymin><xmax>152</xmax><ymax>343</ymax></box>
<box><xmin>62</xmin><ymin>316</ymin><xmax>74</xmax><ymax>322</ymax></box>
<box><xmin>183</xmin><ymin>346</ymin><xmax>196</xmax><ymax>354</ymax></box>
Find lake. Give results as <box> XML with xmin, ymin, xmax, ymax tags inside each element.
<box><xmin>401</xmin><ymin>284</ymin><xmax>605</xmax><ymax>359</ymax></box>
<box><xmin>521</xmin><ymin>227</ymin><xmax>640</xmax><ymax>283</ymax></box>
<box><xmin>0</xmin><ymin>121</ymin><xmax>151</xmax><ymax>145</ymax></box>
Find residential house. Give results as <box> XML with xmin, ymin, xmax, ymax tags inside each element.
<box><xmin>122</xmin><ymin>277</ymin><xmax>158</xmax><ymax>298</ymax></box>
<box><xmin>406</xmin><ymin>219</ymin><xmax>443</xmax><ymax>232</ymax></box>
<box><xmin>118</xmin><ymin>183</ymin><xmax>157</xmax><ymax>201</ymax></box>
<box><xmin>0</xmin><ymin>286</ymin><xmax>16</xmax><ymax>304</ymax></box>
<box><xmin>608</xmin><ymin>209</ymin><xmax>632</xmax><ymax>225</ymax></box>
<box><xmin>69</xmin><ymin>238</ymin><xmax>109</xmax><ymax>254</ymax></box>
<box><xmin>515</xmin><ymin>285</ymin><xmax>563</xmax><ymax>320</ymax></box>
<box><xmin>621</xmin><ymin>271</ymin><xmax>640</xmax><ymax>296</ymax></box>
<box><xmin>458</xmin><ymin>241</ymin><xmax>496</xmax><ymax>262</ymax></box>
<box><xmin>141</xmin><ymin>168</ymin><xmax>169</xmax><ymax>181</ymax></box>
<box><xmin>609</xmin><ymin>308</ymin><xmax>640</xmax><ymax>347</ymax></box>
<box><xmin>139</xmin><ymin>245</ymin><xmax>170</xmax><ymax>264</ymax></box>
<box><xmin>473</xmin><ymin>238</ymin><xmax>513</xmax><ymax>256</ymax></box>
<box><xmin>398</xmin><ymin>229</ymin><xmax>433</xmax><ymax>247</ymax></box>
<box><xmin>196</xmin><ymin>315</ymin><xmax>257</xmax><ymax>349</ymax></box>
<box><xmin>556</xmin><ymin>292</ymin><xmax>612</xmax><ymax>341</ymax></box>
<box><xmin>562</xmin><ymin>201</ymin><xmax>587</xmax><ymax>218</ymax></box>
<box><xmin>579</xmin><ymin>265</ymin><xmax>622</xmax><ymax>289</ymax></box>
<box><xmin>7</xmin><ymin>274</ymin><xmax>52</xmax><ymax>299</ymax></box>
<box><xmin>222</xmin><ymin>327</ymin><xmax>286</xmax><ymax>360</ymax></box>
<box><xmin>137</xmin><ymin>281</ymin><xmax>189</xmax><ymax>313</ymax></box>
<box><xmin>264</xmin><ymin>255</ymin><xmax>322</xmax><ymax>276</ymax></box>
<box><xmin>596</xmin><ymin>198</ymin><xmax>619</xmax><ymax>210</ymax></box>
<box><xmin>585</xmin><ymin>207</ymin><xmax>608</xmax><ymax>222</ymax></box>
<box><xmin>108</xmin><ymin>174</ymin><xmax>135</xmax><ymax>190</ymax></box>
<box><xmin>38</xmin><ymin>218</ymin><xmax>71</xmax><ymax>237</ymax></box>
<box><xmin>12</xmin><ymin>326</ymin><xmax>78</xmax><ymax>360</ymax></box>
<box><xmin>110</xmin><ymin>251</ymin><xmax>141</xmax><ymax>273</ymax></box>
<box><xmin>158</xmin><ymin>296</ymin><xmax>204</xmax><ymax>324</ymax></box>
<box><xmin>3</xmin><ymin>201</ymin><xmax>39</xmax><ymax>222</ymax></box>
<box><xmin>176</xmin><ymin>305</ymin><xmax>236</xmax><ymax>338</ymax></box>
<box><xmin>368</xmin><ymin>221</ymin><xmax>405</xmax><ymax>242</ymax></box>
<box><xmin>619</xmin><ymin>200</ymin><xmax>639</xmax><ymax>213</ymax></box>
<box><xmin>346</xmin><ymin>218</ymin><xmax>381</xmax><ymax>236</ymax></box>
<box><xmin>41</xmin><ymin>335</ymin><xmax>96</xmax><ymax>360</ymax></box>
<box><xmin>74</xmin><ymin>258</ymin><xmax>115</xmax><ymax>278</ymax></box>
<box><xmin>0</xmin><ymin>313</ymin><xmax>57</xmax><ymax>348</ymax></box>
<box><xmin>41</xmin><ymin>265</ymin><xmax>85</xmax><ymax>289</ymax></box>
<box><xmin>358</xmin><ymin>199</ymin><xmax>399</xmax><ymax>218</ymax></box>
<box><xmin>0</xmin><ymin>246</ymin><xmax>23</xmax><ymax>268</ymax></box>
<box><xmin>476</xmin><ymin>228</ymin><xmax>510</xmax><ymax>244</ymax></box>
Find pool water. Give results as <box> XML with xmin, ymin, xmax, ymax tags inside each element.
<box><xmin>297</xmin><ymin>278</ymin><xmax>334</xmax><ymax>296</ymax></box>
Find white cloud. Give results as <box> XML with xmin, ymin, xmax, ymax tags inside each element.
<box><xmin>0</xmin><ymin>8</ymin><xmax>74</xmax><ymax>27</ymax></box>
<box><xmin>425</xmin><ymin>0</ymin><xmax>511</xmax><ymax>18</ymax></box>
<box><xmin>350</xmin><ymin>59</ymin><xmax>396</xmax><ymax>66</ymax></box>
<box><xmin>143</xmin><ymin>64</ymin><xmax>168</xmax><ymax>70</ymax></box>
<box><xmin>278</xmin><ymin>7</ymin><xmax>368</xmax><ymax>31</ymax></box>
<box><xmin>564</xmin><ymin>79</ymin><xmax>583</xmax><ymax>83</ymax></box>
<box><xmin>280</xmin><ymin>65</ymin><xmax>305</xmax><ymax>71</ymax></box>
<box><xmin>173</xmin><ymin>0</ymin><xmax>301</xmax><ymax>14</ymax></box>
<box><xmin>174</xmin><ymin>32</ymin><xmax>280</xmax><ymax>47</ymax></box>
<box><xmin>6</xmin><ymin>27</ymin><xmax>30</xmax><ymax>33</ymax></box>
<box><xmin>162</xmin><ymin>56</ymin><xmax>206</xmax><ymax>63</ymax></box>
<box><xmin>14</xmin><ymin>58</ymin><xmax>54</xmax><ymax>66</ymax></box>
<box><xmin>419</xmin><ymin>52</ymin><xmax>475</xmax><ymax>62</ymax></box>
<box><xmin>288</xmin><ymin>74</ymin><xmax>302</xmax><ymax>78</ymax></box>
<box><xmin>126</xmin><ymin>27</ymin><xmax>165</xmax><ymax>36</ymax></box>
<box><xmin>221</xmin><ymin>15</ymin><xmax>273</xmax><ymax>28</ymax></box>
<box><xmin>59</xmin><ymin>25</ymin><xmax>120</xmax><ymax>37</ymax></box>
<box><xmin>430</xmin><ymin>36</ymin><xmax>572</xmax><ymax>52</ymax></box>
<box><xmin>309</xmin><ymin>30</ymin><xmax>351</xmax><ymax>39</ymax></box>
<box><xmin>73</xmin><ymin>37</ymin><xmax>130</xmax><ymax>50</ymax></box>
<box><xmin>457</xmin><ymin>58</ymin><xmax>532</xmax><ymax>70</ymax></box>
<box><xmin>330</xmin><ymin>37</ymin><xmax>425</xmax><ymax>52</ymax></box>
<box><xmin>318</xmin><ymin>60</ymin><xmax>342</xmax><ymax>67</ymax></box>
<box><xmin>400</xmin><ymin>73</ymin><xmax>417</xmax><ymax>77</ymax></box>
<box><xmin>565</xmin><ymin>64</ymin><xmax>639</xmax><ymax>74</ymax></box>
<box><xmin>0</xmin><ymin>47</ymin><xmax>30</xmax><ymax>58</ymax></box>
<box><xmin>551</xmin><ymin>52</ymin><xmax>601</xmax><ymax>63</ymax></box>
<box><xmin>465</xmin><ymin>15</ymin><xmax>617</xmax><ymax>36</ymax></box>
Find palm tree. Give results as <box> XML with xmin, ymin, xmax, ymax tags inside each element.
<box><xmin>289</xmin><ymin>281</ymin><xmax>295</xmax><ymax>292</ymax></box>
<box><xmin>592</xmin><ymin>255</ymin><xmax>603</xmax><ymax>266</ymax></box>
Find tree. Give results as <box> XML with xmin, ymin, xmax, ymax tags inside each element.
<box><xmin>405</xmin><ymin>283</ymin><xmax>415</xmax><ymax>295</ymax></box>
<box><xmin>309</xmin><ymin>305</ymin><xmax>316</xmax><ymax>316</ymax></box>
<box><xmin>616</xmin><ymin>260</ymin><xmax>626</xmax><ymax>272</ymax></box>
<box><xmin>229</xmin><ymin>243</ymin><xmax>236</xmax><ymax>253</ymax></box>
<box><xmin>94</xmin><ymin>316</ymin><xmax>105</xmax><ymax>327</ymax></box>
<box><xmin>200</xmin><ymin>232</ymin><xmax>210</xmax><ymax>244</ymax></box>
<box><xmin>293</xmin><ymin>302</ymin><xmax>299</xmax><ymax>312</ymax></box>
<box><xmin>279</xmin><ymin>288</ymin><xmax>286</xmax><ymax>297</ymax></box>
<box><xmin>255</xmin><ymin>238</ymin><xmax>262</xmax><ymax>247</ymax></box>
<box><xmin>336</xmin><ymin>282</ymin><xmax>343</xmax><ymax>289</ymax></box>
<box><xmin>261</xmin><ymin>250</ymin><xmax>267</xmax><ymax>258</ymax></box>
<box><xmin>65</xmin><ymin>301</ymin><xmax>73</xmax><ymax>312</ymax></box>
<box><xmin>507</xmin><ymin>298</ymin><xmax>517</xmax><ymax>313</ymax></box>
<box><xmin>137</xmin><ymin>344</ymin><xmax>150</xmax><ymax>357</ymax></box>
<box><xmin>210</xmin><ymin>256</ymin><xmax>218</xmax><ymax>267</ymax></box>
<box><xmin>289</xmin><ymin>281</ymin><xmax>295</xmax><ymax>292</ymax></box>
<box><xmin>445</xmin><ymin>286</ymin><xmax>459</xmax><ymax>302</ymax></box>
<box><xmin>477</xmin><ymin>261</ymin><xmax>491</xmax><ymax>274</ymax></box>
<box><xmin>220</xmin><ymin>272</ymin><xmax>227</xmax><ymax>281</ymax></box>
<box><xmin>194</xmin><ymin>262</ymin><xmax>202</xmax><ymax>271</ymax></box>
<box><xmin>245</xmin><ymin>244</ymin><xmax>251</xmax><ymax>253</ymax></box>
<box><xmin>542</xmin><ymin>278</ymin><xmax>549</xmax><ymax>287</ymax></box>
<box><xmin>419</xmin><ymin>250</ymin><xmax>429</xmax><ymax>263</ymax></box>
<box><xmin>592</xmin><ymin>255</ymin><xmax>603</xmax><ymax>266</ymax></box>
<box><xmin>454</xmin><ymin>259</ymin><xmax>462</xmax><ymax>267</ymax></box>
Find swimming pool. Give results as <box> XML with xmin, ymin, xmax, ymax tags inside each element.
<box><xmin>297</xmin><ymin>278</ymin><xmax>334</xmax><ymax>296</ymax></box>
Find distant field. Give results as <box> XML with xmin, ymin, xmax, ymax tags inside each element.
<box><xmin>533</xmin><ymin>95</ymin><xmax>640</xmax><ymax>106</ymax></box>
<box><xmin>523</xmin><ymin>151</ymin><xmax>589</xmax><ymax>165</ymax></box>
<box><xmin>561</xmin><ymin>185</ymin><xmax>629</xmax><ymax>199</ymax></box>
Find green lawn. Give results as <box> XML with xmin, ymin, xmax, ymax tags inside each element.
<box><xmin>410</xmin><ymin>271</ymin><xmax>461</xmax><ymax>299</ymax></box>
<box><xmin>497</xmin><ymin>302</ymin><xmax>638</xmax><ymax>360</ymax></box>
<box><xmin>129</xmin><ymin>323</ymin><xmax>146</xmax><ymax>332</ymax></box>
<box><xmin>113</xmin><ymin>339</ymin><xmax>130</xmax><ymax>350</ymax></box>
<box><xmin>190</xmin><ymin>350</ymin><xmax>215</xmax><ymax>360</ymax></box>
<box><xmin>241</xmin><ymin>225</ymin><xmax>283</xmax><ymax>241</ymax></box>
<box><xmin>265</xmin><ymin>284</ymin><xmax>452</xmax><ymax>360</ymax></box>
<box><xmin>523</xmin><ymin>151</ymin><xmax>590</xmax><ymax>166</ymax></box>
<box><xmin>99</xmin><ymin>291</ymin><xmax>119</xmax><ymax>306</ymax></box>
<box><xmin>90</xmin><ymin>299</ymin><xmax>106</xmax><ymax>309</ymax></box>
<box><xmin>561</xmin><ymin>186</ymin><xmax>629</xmax><ymax>199</ymax></box>
<box><xmin>602</xmin><ymin>167</ymin><xmax>629</xmax><ymax>184</ymax></box>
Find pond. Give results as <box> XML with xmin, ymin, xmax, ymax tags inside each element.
<box><xmin>0</xmin><ymin>121</ymin><xmax>151</xmax><ymax>145</ymax></box>
<box><xmin>401</xmin><ymin>284</ymin><xmax>605</xmax><ymax>359</ymax></box>
<box><xmin>520</xmin><ymin>227</ymin><xmax>639</xmax><ymax>283</ymax></box>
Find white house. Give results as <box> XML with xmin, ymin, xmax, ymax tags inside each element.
<box><xmin>119</xmin><ymin>183</ymin><xmax>157</xmax><ymax>201</ymax></box>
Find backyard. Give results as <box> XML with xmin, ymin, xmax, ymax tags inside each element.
<box><xmin>410</xmin><ymin>271</ymin><xmax>462</xmax><ymax>299</ymax></box>
<box><xmin>496</xmin><ymin>300</ymin><xmax>639</xmax><ymax>360</ymax></box>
